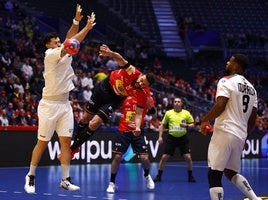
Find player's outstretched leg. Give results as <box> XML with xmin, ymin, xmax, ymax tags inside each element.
<box><xmin>73</xmin><ymin>122</ymin><xmax>89</xmax><ymax>142</ymax></box>
<box><xmin>71</xmin><ymin>127</ymin><xmax>95</xmax><ymax>152</ymax></box>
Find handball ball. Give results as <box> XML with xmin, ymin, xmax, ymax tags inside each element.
<box><xmin>63</xmin><ymin>38</ymin><xmax>80</xmax><ymax>55</ymax></box>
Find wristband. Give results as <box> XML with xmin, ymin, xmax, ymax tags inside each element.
<box><xmin>120</xmin><ymin>62</ymin><xmax>130</xmax><ymax>69</ymax></box>
<box><xmin>73</xmin><ymin>19</ymin><xmax>79</xmax><ymax>25</ymax></box>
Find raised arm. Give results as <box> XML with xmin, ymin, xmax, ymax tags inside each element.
<box><xmin>99</xmin><ymin>44</ymin><xmax>129</xmax><ymax>67</ymax></box>
<box><xmin>66</xmin><ymin>4</ymin><xmax>84</xmax><ymax>39</ymax></box>
<box><xmin>62</xmin><ymin>11</ymin><xmax>96</xmax><ymax>57</ymax></box>
<box><xmin>72</xmin><ymin>12</ymin><xmax>96</xmax><ymax>43</ymax></box>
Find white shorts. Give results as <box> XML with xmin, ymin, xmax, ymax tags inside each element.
<box><xmin>208</xmin><ymin>131</ymin><xmax>244</xmax><ymax>172</ymax></box>
<box><xmin>37</xmin><ymin>99</ymin><xmax>74</xmax><ymax>141</ymax></box>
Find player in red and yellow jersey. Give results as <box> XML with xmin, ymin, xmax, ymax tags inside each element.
<box><xmin>106</xmin><ymin>95</ymin><xmax>156</xmax><ymax>193</ymax></box>
<box><xmin>69</xmin><ymin>44</ymin><xmax>155</xmax><ymax>156</ymax></box>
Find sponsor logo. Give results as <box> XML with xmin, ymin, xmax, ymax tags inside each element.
<box><xmin>261</xmin><ymin>133</ymin><xmax>268</xmax><ymax>157</ymax></box>
<box><xmin>242</xmin><ymin>132</ymin><xmax>268</xmax><ymax>158</ymax></box>
<box><xmin>242</xmin><ymin>139</ymin><xmax>259</xmax><ymax>158</ymax></box>
<box><xmin>47</xmin><ymin>136</ymin><xmax>160</xmax><ymax>163</ymax></box>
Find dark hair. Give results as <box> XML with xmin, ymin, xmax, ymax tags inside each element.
<box><xmin>43</xmin><ymin>32</ymin><xmax>59</xmax><ymax>47</ymax></box>
<box><xmin>233</xmin><ymin>54</ymin><xmax>249</xmax><ymax>71</ymax></box>
<box><xmin>145</xmin><ymin>72</ymin><xmax>155</xmax><ymax>86</ymax></box>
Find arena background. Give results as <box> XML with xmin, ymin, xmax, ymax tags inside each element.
<box><xmin>1</xmin><ymin>1</ymin><xmax>268</xmax><ymax>199</ymax></box>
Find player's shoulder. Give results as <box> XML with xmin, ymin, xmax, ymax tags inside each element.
<box><xmin>182</xmin><ymin>109</ymin><xmax>191</xmax><ymax>114</ymax></box>
<box><xmin>125</xmin><ymin>65</ymin><xmax>140</xmax><ymax>75</ymax></box>
<box><xmin>221</xmin><ymin>74</ymin><xmax>238</xmax><ymax>80</ymax></box>
<box><xmin>165</xmin><ymin>109</ymin><xmax>174</xmax><ymax>115</ymax></box>
<box><xmin>218</xmin><ymin>74</ymin><xmax>238</xmax><ymax>84</ymax></box>
<box><xmin>143</xmin><ymin>86</ymin><xmax>151</xmax><ymax>94</ymax></box>
<box><xmin>45</xmin><ymin>47</ymin><xmax>61</xmax><ymax>59</ymax></box>
<box><xmin>46</xmin><ymin>46</ymin><xmax>61</xmax><ymax>53</ymax></box>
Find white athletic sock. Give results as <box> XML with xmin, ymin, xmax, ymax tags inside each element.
<box><xmin>231</xmin><ymin>174</ymin><xmax>259</xmax><ymax>200</ymax></box>
<box><xmin>28</xmin><ymin>164</ymin><xmax>37</xmax><ymax>176</ymax></box>
<box><xmin>61</xmin><ymin>164</ymin><xmax>70</xmax><ymax>180</ymax></box>
<box><xmin>209</xmin><ymin>187</ymin><xmax>224</xmax><ymax>200</ymax></box>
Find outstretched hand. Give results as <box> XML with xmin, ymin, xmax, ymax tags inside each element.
<box><xmin>74</xmin><ymin>4</ymin><xmax>83</xmax><ymax>22</ymax></box>
<box><xmin>85</xmin><ymin>12</ymin><xmax>96</xmax><ymax>30</ymax></box>
<box><xmin>99</xmin><ymin>44</ymin><xmax>112</xmax><ymax>57</ymax></box>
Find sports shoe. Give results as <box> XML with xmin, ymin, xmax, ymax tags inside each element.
<box><xmin>145</xmin><ymin>175</ymin><xmax>155</xmax><ymax>189</ymax></box>
<box><xmin>70</xmin><ymin>147</ymin><xmax>80</xmax><ymax>159</ymax></box>
<box><xmin>188</xmin><ymin>175</ymin><xmax>196</xmax><ymax>183</ymax></box>
<box><xmin>106</xmin><ymin>182</ymin><xmax>116</xmax><ymax>193</ymax></box>
<box><xmin>57</xmin><ymin>147</ymin><xmax>80</xmax><ymax>160</ymax></box>
<box><xmin>153</xmin><ymin>174</ymin><xmax>161</xmax><ymax>182</ymax></box>
<box><xmin>24</xmin><ymin>174</ymin><xmax>35</xmax><ymax>194</ymax></box>
<box><xmin>60</xmin><ymin>177</ymin><xmax>80</xmax><ymax>191</ymax></box>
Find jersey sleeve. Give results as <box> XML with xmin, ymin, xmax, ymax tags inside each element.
<box><xmin>216</xmin><ymin>77</ymin><xmax>231</xmax><ymax>99</ymax></box>
<box><xmin>136</xmin><ymin>87</ymin><xmax>152</xmax><ymax>108</ymax></box>
<box><xmin>161</xmin><ymin>111</ymin><xmax>169</xmax><ymax>125</ymax></box>
<box><xmin>186</xmin><ymin>111</ymin><xmax>194</xmax><ymax>123</ymax></box>
<box><xmin>136</xmin><ymin>90</ymin><xmax>147</xmax><ymax>108</ymax></box>
<box><xmin>148</xmin><ymin>95</ymin><xmax>155</xmax><ymax>108</ymax></box>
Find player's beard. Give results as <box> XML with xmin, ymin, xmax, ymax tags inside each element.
<box><xmin>224</xmin><ymin>68</ymin><xmax>231</xmax><ymax>75</ymax></box>
<box><xmin>221</xmin><ymin>67</ymin><xmax>231</xmax><ymax>77</ymax></box>
<box><xmin>133</xmin><ymin>81</ymin><xmax>141</xmax><ymax>89</ymax></box>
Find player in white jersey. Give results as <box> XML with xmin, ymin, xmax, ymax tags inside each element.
<box><xmin>24</xmin><ymin>4</ymin><xmax>96</xmax><ymax>194</ymax></box>
<box><xmin>200</xmin><ymin>54</ymin><xmax>260</xmax><ymax>200</ymax></box>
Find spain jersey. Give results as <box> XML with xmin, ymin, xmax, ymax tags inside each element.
<box><xmin>109</xmin><ymin>66</ymin><xmax>150</xmax><ymax>108</ymax></box>
<box><xmin>214</xmin><ymin>74</ymin><xmax>258</xmax><ymax>141</ymax></box>
<box><xmin>118</xmin><ymin>96</ymin><xmax>155</xmax><ymax>132</ymax></box>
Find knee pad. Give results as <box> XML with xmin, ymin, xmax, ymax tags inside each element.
<box><xmin>74</xmin><ymin>122</ymin><xmax>89</xmax><ymax>140</ymax></box>
<box><xmin>97</xmin><ymin>104</ymin><xmax>114</xmax><ymax>123</ymax></box>
<box><xmin>84</xmin><ymin>100</ymin><xmax>97</xmax><ymax>113</ymax></box>
<box><xmin>208</xmin><ymin>168</ymin><xmax>223</xmax><ymax>188</ymax></box>
<box><xmin>71</xmin><ymin>127</ymin><xmax>94</xmax><ymax>151</ymax></box>
<box><xmin>97</xmin><ymin>110</ymin><xmax>109</xmax><ymax>123</ymax></box>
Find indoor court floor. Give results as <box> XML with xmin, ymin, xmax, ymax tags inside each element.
<box><xmin>0</xmin><ymin>159</ymin><xmax>267</xmax><ymax>200</ymax></box>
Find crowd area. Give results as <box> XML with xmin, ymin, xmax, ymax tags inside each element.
<box><xmin>0</xmin><ymin>0</ymin><xmax>267</xmax><ymax>132</ymax></box>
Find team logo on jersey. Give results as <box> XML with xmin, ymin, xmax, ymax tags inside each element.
<box><xmin>115</xmin><ymin>80</ymin><xmax>127</xmax><ymax>96</ymax></box>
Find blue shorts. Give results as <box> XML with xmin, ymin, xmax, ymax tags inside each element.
<box><xmin>112</xmin><ymin>130</ymin><xmax>149</xmax><ymax>155</ymax></box>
